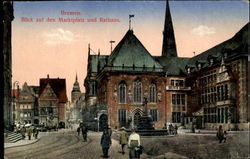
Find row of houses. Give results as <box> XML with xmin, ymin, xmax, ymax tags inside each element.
<box><xmin>12</xmin><ymin>75</ymin><xmax>68</xmax><ymax>127</ymax></box>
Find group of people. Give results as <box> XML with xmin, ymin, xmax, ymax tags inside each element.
<box><xmin>75</xmin><ymin>122</ymin><xmax>229</xmax><ymax>158</ymax></box>
<box><xmin>165</xmin><ymin>124</ymin><xmax>178</xmax><ymax>135</ymax></box>
<box><xmin>16</xmin><ymin>125</ymin><xmax>39</xmax><ymax>140</ymax></box>
<box><xmin>100</xmin><ymin>126</ymin><xmax>142</xmax><ymax>159</ymax></box>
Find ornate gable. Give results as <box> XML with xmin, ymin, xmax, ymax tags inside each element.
<box><xmin>40</xmin><ymin>83</ymin><xmax>57</xmax><ymax>99</ymax></box>
<box><xmin>217</xmin><ymin>58</ymin><xmax>230</xmax><ymax>83</ymax></box>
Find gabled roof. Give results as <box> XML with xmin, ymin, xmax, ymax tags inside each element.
<box><xmin>108</xmin><ymin>30</ymin><xmax>163</xmax><ymax>71</ymax></box>
<box><xmin>187</xmin><ymin>22</ymin><xmax>249</xmax><ymax>71</ymax></box>
<box><xmin>39</xmin><ymin>78</ymin><xmax>68</xmax><ymax>103</ymax></box>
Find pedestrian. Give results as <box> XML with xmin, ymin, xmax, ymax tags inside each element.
<box><xmin>163</xmin><ymin>123</ymin><xmax>167</xmax><ymax>129</ymax></box>
<box><xmin>27</xmin><ymin>126</ymin><xmax>33</xmax><ymax>140</ymax></box>
<box><xmin>169</xmin><ymin>124</ymin><xmax>174</xmax><ymax>135</ymax></box>
<box><xmin>216</xmin><ymin>125</ymin><xmax>224</xmax><ymax>143</ymax></box>
<box><xmin>128</xmin><ymin>128</ymin><xmax>141</xmax><ymax>159</ymax></box>
<box><xmin>223</xmin><ymin>130</ymin><xmax>227</xmax><ymax>143</ymax></box>
<box><xmin>191</xmin><ymin>123</ymin><xmax>195</xmax><ymax>133</ymax></box>
<box><xmin>77</xmin><ymin>126</ymin><xmax>80</xmax><ymax>136</ymax></box>
<box><xmin>81</xmin><ymin>123</ymin><xmax>88</xmax><ymax>142</ymax></box>
<box><xmin>100</xmin><ymin>129</ymin><xmax>112</xmax><ymax>158</ymax></box>
<box><xmin>119</xmin><ymin>127</ymin><xmax>128</xmax><ymax>155</ymax></box>
<box><xmin>20</xmin><ymin>126</ymin><xmax>26</xmax><ymax>139</ymax></box>
<box><xmin>174</xmin><ymin>125</ymin><xmax>178</xmax><ymax>135</ymax></box>
<box><xmin>33</xmin><ymin>127</ymin><xmax>39</xmax><ymax>139</ymax></box>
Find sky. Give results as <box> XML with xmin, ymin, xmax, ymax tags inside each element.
<box><xmin>12</xmin><ymin>0</ymin><xmax>249</xmax><ymax>100</ymax></box>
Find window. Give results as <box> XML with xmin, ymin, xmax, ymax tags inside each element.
<box><xmin>210</xmin><ymin>58</ymin><xmax>213</xmax><ymax>65</ymax></box>
<box><xmin>149</xmin><ymin>83</ymin><xmax>156</xmax><ymax>103</ymax></box>
<box><xmin>150</xmin><ymin>109</ymin><xmax>158</xmax><ymax>121</ymax></box>
<box><xmin>133</xmin><ymin>79</ymin><xmax>142</xmax><ymax>103</ymax></box>
<box><xmin>171</xmin><ymin>80</ymin><xmax>174</xmax><ymax>86</ymax></box>
<box><xmin>217</xmin><ymin>86</ymin><xmax>220</xmax><ymax>101</ymax></box>
<box><xmin>172</xmin><ymin>94</ymin><xmax>185</xmax><ymax>106</ymax></box>
<box><xmin>118</xmin><ymin>109</ymin><xmax>126</xmax><ymax>122</ymax></box>
<box><xmin>119</xmin><ymin>82</ymin><xmax>126</xmax><ymax>104</ymax></box>
<box><xmin>172</xmin><ymin>94</ymin><xmax>176</xmax><ymax>105</ymax></box>
<box><xmin>40</xmin><ymin>108</ymin><xmax>47</xmax><ymax>115</ymax></box>
<box><xmin>198</xmin><ymin>63</ymin><xmax>201</xmax><ymax>70</ymax></box>
<box><xmin>172</xmin><ymin>112</ymin><xmax>181</xmax><ymax>123</ymax></box>
<box><xmin>89</xmin><ymin>81</ymin><xmax>96</xmax><ymax>96</ymax></box>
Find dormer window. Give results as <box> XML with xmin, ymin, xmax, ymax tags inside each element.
<box><xmin>209</xmin><ymin>58</ymin><xmax>213</xmax><ymax>66</ymax></box>
<box><xmin>223</xmin><ymin>52</ymin><xmax>227</xmax><ymax>59</ymax></box>
<box><xmin>198</xmin><ymin>63</ymin><xmax>201</xmax><ymax>70</ymax></box>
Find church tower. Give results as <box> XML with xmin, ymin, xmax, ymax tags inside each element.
<box><xmin>161</xmin><ymin>0</ymin><xmax>177</xmax><ymax>57</ymax></box>
<box><xmin>71</xmin><ymin>74</ymin><xmax>81</xmax><ymax>103</ymax></box>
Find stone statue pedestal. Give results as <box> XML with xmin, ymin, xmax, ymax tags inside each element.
<box><xmin>137</xmin><ymin>98</ymin><xmax>154</xmax><ymax>130</ymax></box>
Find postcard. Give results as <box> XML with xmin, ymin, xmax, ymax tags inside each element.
<box><xmin>3</xmin><ymin>0</ymin><xmax>249</xmax><ymax>159</ymax></box>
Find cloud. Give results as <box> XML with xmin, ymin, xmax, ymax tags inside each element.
<box><xmin>191</xmin><ymin>25</ymin><xmax>216</xmax><ymax>36</ymax></box>
<box><xmin>42</xmin><ymin>28</ymin><xmax>75</xmax><ymax>45</ymax></box>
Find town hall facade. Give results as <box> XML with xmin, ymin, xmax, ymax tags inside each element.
<box><xmin>84</xmin><ymin>0</ymin><xmax>249</xmax><ymax>130</ymax></box>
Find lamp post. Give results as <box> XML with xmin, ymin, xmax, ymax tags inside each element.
<box><xmin>110</xmin><ymin>40</ymin><xmax>115</xmax><ymax>53</ymax></box>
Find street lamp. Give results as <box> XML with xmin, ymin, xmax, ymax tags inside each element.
<box><xmin>110</xmin><ymin>40</ymin><xmax>115</xmax><ymax>53</ymax></box>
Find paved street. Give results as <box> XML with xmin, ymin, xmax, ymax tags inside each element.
<box><xmin>4</xmin><ymin>129</ymin><xmax>128</xmax><ymax>159</ymax></box>
<box><xmin>5</xmin><ymin>129</ymin><xmax>250</xmax><ymax>159</ymax></box>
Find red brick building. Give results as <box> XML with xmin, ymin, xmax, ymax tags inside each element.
<box><xmin>84</xmin><ymin>0</ymin><xmax>249</xmax><ymax>130</ymax></box>
<box><xmin>38</xmin><ymin>75</ymin><xmax>68</xmax><ymax>127</ymax></box>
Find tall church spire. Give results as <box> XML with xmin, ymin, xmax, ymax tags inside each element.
<box><xmin>71</xmin><ymin>73</ymin><xmax>81</xmax><ymax>103</ymax></box>
<box><xmin>162</xmin><ymin>0</ymin><xmax>177</xmax><ymax>57</ymax></box>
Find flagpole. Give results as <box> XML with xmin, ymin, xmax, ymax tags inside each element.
<box><xmin>129</xmin><ymin>17</ymin><xmax>131</xmax><ymax>30</ymax></box>
<box><xmin>129</xmin><ymin>15</ymin><xmax>134</xmax><ymax>30</ymax></box>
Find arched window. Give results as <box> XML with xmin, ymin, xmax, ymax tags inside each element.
<box><xmin>149</xmin><ymin>83</ymin><xmax>156</xmax><ymax>103</ymax></box>
<box><xmin>119</xmin><ymin>82</ymin><xmax>126</xmax><ymax>104</ymax></box>
<box><xmin>133</xmin><ymin>79</ymin><xmax>142</xmax><ymax>103</ymax></box>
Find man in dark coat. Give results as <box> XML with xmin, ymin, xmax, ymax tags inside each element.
<box><xmin>81</xmin><ymin>124</ymin><xmax>88</xmax><ymax>142</ymax></box>
<box><xmin>33</xmin><ymin>127</ymin><xmax>39</xmax><ymax>139</ymax></box>
<box><xmin>100</xmin><ymin>129</ymin><xmax>112</xmax><ymax>158</ymax></box>
<box><xmin>217</xmin><ymin>125</ymin><xmax>224</xmax><ymax>143</ymax></box>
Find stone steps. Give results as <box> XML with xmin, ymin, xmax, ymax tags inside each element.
<box><xmin>4</xmin><ymin>130</ymin><xmax>23</xmax><ymax>143</ymax></box>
